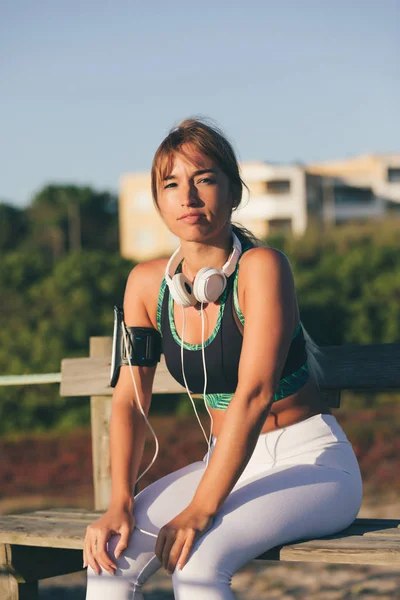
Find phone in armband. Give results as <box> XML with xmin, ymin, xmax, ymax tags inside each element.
<box><xmin>110</xmin><ymin>305</ymin><xmax>162</xmax><ymax>387</ymax></box>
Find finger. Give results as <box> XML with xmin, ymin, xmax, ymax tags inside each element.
<box><xmin>167</xmin><ymin>535</ymin><xmax>187</xmax><ymax>574</ymax></box>
<box><xmin>162</xmin><ymin>533</ymin><xmax>177</xmax><ymax>571</ymax></box>
<box><xmin>114</xmin><ymin>523</ymin><xmax>132</xmax><ymax>559</ymax></box>
<box><xmin>87</xmin><ymin>547</ymin><xmax>101</xmax><ymax>576</ymax></box>
<box><xmin>155</xmin><ymin>529</ymin><xmax>167</xmax><ymax>563</ymax></box>
<box><xmin>85</xmin><ymin>527</ymin><xmax>100</xmax><ymax>574</ymax></box>
<box><xmin>83</xmin><ymin>534</ymin><xmax>93</xmax><ymax>569</ymax></box>
<box><xmin>83</xmin><ymin>530</ymin><xmax>92</xmax><ymax>568</ymax></box>
<box><xmin>176</xmin><ymin>530</ymin><xmax>196</xmax><ymax>571</ymax></box>
<box><xmin>93</xmin><ymin>534</ymin><xmax>117</xmax><ymax>576</ymax></box>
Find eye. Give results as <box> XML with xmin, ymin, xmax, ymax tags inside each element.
<box><xmin>164</xmin><ymin>182</ymin><xmax>177</xmax><ymax>189</ymax></box>
<box><xmin>198</xmin><ymin>177</ymin><xmax>216</xmax><ymax>185</ymax></box>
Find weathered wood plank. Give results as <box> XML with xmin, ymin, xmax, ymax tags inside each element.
<box><xmin>60</xmin><ymin>340</ymin><xmax>400</xmax><ymax>397</ymax></box>
<box><xmin>60</xmin><ymin>355</ymin><xmax>187</xmax><ymax>397</ymax></box>
<box><xmin>277</xmin><ymin>536</ymin><xmax>400</xmax><ymax>566</ymax></box>
<box><xmin>0</xmin><ymin>517</ymin><xmax>87</xmax><ymax>550</ymax></box>
<box><xmin>360</xmin><ymin>528</ymin><xmax>400</xmax><ymax>538</ymax></box>
<box><xmin>90</xmin><ymin>338</ymin><xmax>114</xmax><ymax>511</ymax></box>
<box><xmin>318</xmin><ymin>343</ymin><xmax>400</xmax><ymax>390</ymax></box>
<box><xmin>29</xmin><ymin>510</ymin><xmax>400</xmax><ymax>538</ymax></box>
<box><xmin>9</xmin><ymin>511</ymin><xmax>101</xmax><ymax>523</ymax></box>
<box><xmin>1</xmin><ymin>514</ymin><xmax>399</xmax><ymax>565</ymax></box>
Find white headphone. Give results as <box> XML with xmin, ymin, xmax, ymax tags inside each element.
<box><xmin>165</xmin><ymin>232</ymin><xmax>242</xmax><ymax>307</ymax></box>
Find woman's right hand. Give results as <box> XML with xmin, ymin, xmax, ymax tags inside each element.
<box><xmin>83</xmin><ymin>504</ymin><xmax>135</xmax><ymax>575</ymax></box>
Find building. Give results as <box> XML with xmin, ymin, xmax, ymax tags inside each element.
<box><xmin>307</xmin><ymin>154</ymin><xmax>400</xmax><ymax>223</ymax></box>
<box><xmin>119</xmin><ymin>154</ymin><xmax>400</xmax><ymax>261</ymax></box>
<box><xmin>235</xmin><ymin>162</ymin><xmax>308</xmax><ymax>238</ymax></box>
<box><xmin>119</xmin><ymin>162</ymin><xmax>312</xmax><ymax>261</ymax></box>
<box><xmin>119</xmin><ymin>172</ymin><xmax>179</xmax><ymax>261</ymax></box>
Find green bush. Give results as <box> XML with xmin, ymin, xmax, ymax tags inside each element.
<box><xmin>1</xmin><ymin>210</ymin><xmax>399</xmax><ymax>435</ymax></box>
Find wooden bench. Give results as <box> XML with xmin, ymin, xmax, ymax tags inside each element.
<box><xmin>1</xmin><ymin>338</ymin><xmax>399</xmax><ymax>599</ymax></box>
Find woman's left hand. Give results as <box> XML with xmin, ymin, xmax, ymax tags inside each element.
<box><xmin>155</xmin><ymin>505</ymin><xmax>214</xmax><ymax>574</ymax></box>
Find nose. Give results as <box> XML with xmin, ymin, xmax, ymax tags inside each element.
<box><xmin>181</xmin><ymin>180</ymin><xmax>200</xmax><ymax>206</ymax></box>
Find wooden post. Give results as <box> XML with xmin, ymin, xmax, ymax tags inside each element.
<box><xmin>0</xmin><ymin>545</ymin><xmax>38</xmax><ymax>600</ymax></box>
<box><xmin>0</xmin><ymin>578</ymin><xmax>38</xmax><ymax>600</ymax></box>
<box><xmin>89</xmin><ymin>337</ymin><xmax>113</xmax><ymax>511</ymax></box>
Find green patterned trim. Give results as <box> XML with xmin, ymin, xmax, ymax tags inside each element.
<box><xmin>156</xmin><ymin>278</ymin><xmax>167</xmax><ymax>334</ymax></box>
<box><xmin>168</xmin><ymin>282</ymin><xmax>229</xmax><ymax>351</ymax></box>
<box><xmin>291</xmin><ymin>321</ymin><xmax>302</xmax><ymax>340</ymax></box>
<box><xmin>204</xmin><ymin>362</ymin><xmax>309</xmax><ymax>409</ymax></box>
<box><xmin>272</xmin><ymin>362</ymin><xmax>309</xmax><ymax>402</ymax></box>
<box><xmin>232</xmin><ymin>239</ymin><xmax>254</xmax><ymax>326</ymax></box>
<box><xmin>205</xmin><ymin>393</ymin><xmax>234</xmax><ymax>410</ymax></box>
<box><xmin>233</xmin><ymin>268</ymin><xmax>245</xmax><ymax>325</ymax></box>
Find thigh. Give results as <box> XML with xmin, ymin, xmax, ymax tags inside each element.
<box><xmin>86</xmin><ymin>459</ymin><xmax>208</xmax><ymax>595</ymax></box>
<box><xmin>176</xmin><ymin>462</ymin><xmax>362</xmax><ymax>578</ymax></box>
<box><xmin>133</xmin><ymin>460</ymin><xmax>207</xmax><ymax>537</ymax></box>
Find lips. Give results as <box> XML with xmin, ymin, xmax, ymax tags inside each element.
<box><xmin>179</xmin><ymin>212</ymin><xmax>205</xmax><ymax>223</ymax></box>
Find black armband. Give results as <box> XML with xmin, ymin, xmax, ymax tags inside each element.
<box><xmin>110</xmin><ymin>306</ymin><xmax>162</xmax><ymax>387</ymax></box>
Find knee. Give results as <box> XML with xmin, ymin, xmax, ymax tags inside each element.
<box><xmin>172</xmin><ymin>552</ymin><xmax>229</xmax><ymax>590</ymax></box>
<box><xmin>90</xmin><ymin>530</ymin><xmax>158</xmax><ymax>582</ymax></box>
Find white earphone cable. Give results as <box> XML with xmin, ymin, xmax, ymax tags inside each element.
<box><xmin>200</xmin><ymin>302</ymin><xmax>214</xmax><ymax>467</ymax></box>
<box><xmin>122</xmin><ymin>325</ymin><xmax>159</xmax><ymax>484</ymax></box>
<box><xmin>180</xmin><ymin>306</ymin><xmax>211</xmax><ymax>456</ymax></box>
<box><xmin>121</xmin><ymin>325</ymin><xmax>159</xmax><ymax>539</ymax></box>
<box><xmin>119</xmin><ymin>294</ymin><xmax>217</xmax><ymax>539</ymax></box>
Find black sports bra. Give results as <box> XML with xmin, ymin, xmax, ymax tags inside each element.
<box><xmin>156</xmin><ymin>245</ymin><xmax>309</xmax><ymax>409</ymax></box>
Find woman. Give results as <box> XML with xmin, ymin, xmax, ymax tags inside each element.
<box><xmin>85</xmin><ymin>119</ymin><xmax>362</xmax><ymax>600</ymax></box>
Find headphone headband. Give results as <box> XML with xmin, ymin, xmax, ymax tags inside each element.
<box><xmin>165</xmin><ymin>232</ymin><xmax>242</xmax><ymax>284</ymax></box>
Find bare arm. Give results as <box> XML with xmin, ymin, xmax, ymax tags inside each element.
<box><xmin>109</xmin><ymin>368</ymin><xmax>155</xmax><ymax>510</ymax></box>
<box><xmin>154</xmin><ymin>248</ymin><xmax>299</xmax><ymax>574</ymax></box>
<box><xmin>189</xmin><ymin>248</ymin><xmax>297</xmax><ymax>515</ymax></box>
<box><xmin>84</xmin><ymin>261</ymin><xmax>161</xmax><ymax>574</ymax></box>
<box><xmin>109</xmin><ymin>262</ymin><xmax>160</xmax><ymax>510</ymax></box>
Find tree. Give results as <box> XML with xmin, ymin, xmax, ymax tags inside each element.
<box><xmin>28</xmin><ymin>185</ymin><xmax>119</xmax><ymax>262</ymax></box>
<box><xmin>0</xmin><ymin>249</ymin><xmax>133</xmax><ymax>434</ymax></box>
<box><xmin>0</xmin><ymin>202</ymin><xmax>29</xmax><ymax>251</ymax></box>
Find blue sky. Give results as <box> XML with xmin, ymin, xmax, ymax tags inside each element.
<box><xmin>2</xmin><ymin>0</ymin><xmax>399</xmax><ymax>206</ymax></box>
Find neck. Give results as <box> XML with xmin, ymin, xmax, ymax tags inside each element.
<box><xmin>180</xmin><ymin>227</ymin><xmax>234</xmax><ymax>281</ymax></box>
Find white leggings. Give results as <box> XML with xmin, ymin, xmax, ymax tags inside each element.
<box><xmin>86</xmin><ymin>414</ymin><xmax>362</xmax><ymax>600</ymax></box>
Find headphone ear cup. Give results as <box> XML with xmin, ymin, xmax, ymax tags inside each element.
<box><xmin>169</xmin><ymin>273</ymin><xmax>197</xmax><ymax>307</ymax></box>
<box><xmin>194</xmin><ymin>267</ymin><xmax>227</xmax><ymax>303</ymax></box>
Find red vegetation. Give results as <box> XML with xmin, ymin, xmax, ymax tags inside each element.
<box><xmin>1</xmin><ymin>409</ymin><xmax>399</xmax><ymax>511</ymax></box>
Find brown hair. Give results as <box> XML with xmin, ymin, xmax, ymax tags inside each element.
<box><xmin>151</xmin><ymin>117</ymin><xmax>260</xmax><ymax>246</ymax></box>
<box><xmin>151</xmin><ymin>118</ymin><xmax>246</xmax><ymax>209</ymax></box>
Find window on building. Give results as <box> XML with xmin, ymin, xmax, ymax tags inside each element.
<box><xmin>387</xmin><ymin>167</ymin><xmax>400</xmax><ymax>183</ymax></box>
<box><xmin>334</xmin><ymin>185</ymin><xmax>374</xmax><ymax>204</ymax></box>
<box><xmin>265</xmin><ymin>180</ymin><xmax>291</xmax><ymax>194</ymax></box>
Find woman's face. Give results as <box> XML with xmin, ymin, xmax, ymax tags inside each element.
<box><xmin>156</xmin><ymin>145</ymin><xmax>234</xmax><ymax>243</ymax></box>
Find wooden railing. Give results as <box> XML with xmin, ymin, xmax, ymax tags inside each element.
<box><xmin>0</xmin><ymin>338</ymin><xmax>399</xmax><ymax>599</ymax></box>
<box><xmin>60</xmin><ymin>337</ymin><xmax>400</xmax><ymax>511</ymax></box>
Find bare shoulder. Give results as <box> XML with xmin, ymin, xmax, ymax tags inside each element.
<box><xmin>124</xmin><ymin>257</ymin><xmax>168</xmax><ymax>328</ymax></box>
<box><xmin>238</xmin><ymin>246</ymin><xmax>297</xmax><ymax>326</ymax></box>
<box><xmin>126</xmin><ymin>257</ymin><xmax>168</xmax><ymax>289</ymax></box>
<box><xmin>239</xmin><ymin>246</ymin><xmax>293</xmax><ymax>282</ymax></box>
